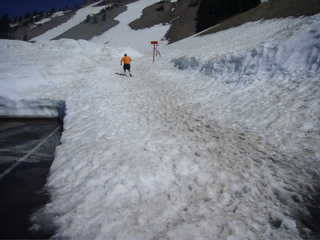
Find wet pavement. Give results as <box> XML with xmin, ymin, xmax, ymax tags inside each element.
<box><xmin>0</xmin><ymin>120</ymin><xmax>62</xmax><ymax>239</ymax></box>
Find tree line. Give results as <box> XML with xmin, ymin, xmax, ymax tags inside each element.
<box><xmin>0</xmin><ymin>4</ymin><xmax>81</xmax><ymax>39</ymax></box>
<box><xmin>195</xmin><ymin>0</ymin><xmax>260</xmax><ymax>33</ymax></box>
<box><xmin>0</xmin><ymin>14</ymin><xmax>11</xmax><ymax>39</ymax></box>
<box><xmin>84</xmin><ymin>4</ymin><xmax>116</xmax><ymax>24</ymax></box>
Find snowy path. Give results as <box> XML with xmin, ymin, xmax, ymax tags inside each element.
<box><xmin>112</xmin><ymin>60</ymin><xmax>317</xmax><ymax>239</ymax></box>
<box><xmin>36</xmin><ymin>52</ymin><xmax>318</xmax><ymax>239</ymax></box>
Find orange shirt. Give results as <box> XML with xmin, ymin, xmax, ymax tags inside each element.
<box><xmin>121</xmin><ymin>56</ymin><xmax>132</xmax><ymax>64</ymax></box>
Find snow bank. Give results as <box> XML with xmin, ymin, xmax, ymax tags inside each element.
<box><xmin>0</xmin><ymin>97</ymin><xmax>65</xmax><ymax>118</ymax></box>
<box><xmin>169</xmin><ymin>15</ymin><xmax>320</xmax><ymax>159</ymax></box>
<box><xmin>0</xmin><ymin>39</ymin><xmax>110</xmax><ymax>116</ymax></box>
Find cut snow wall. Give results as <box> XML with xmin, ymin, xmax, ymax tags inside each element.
<box><xmin>170</xmin><ymin>18</ymin><xmax>320</xmax><ymax>160</ymax></box>
<box><xmin>0</xmin><ymin>97</ymin><xmax>66</xmax><ymax>122</ymax></box>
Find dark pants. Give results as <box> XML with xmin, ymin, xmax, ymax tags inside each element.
<box><xmin>123</xmin><ymin>64</ymin><xmax>130</xmax><ymax>71</ymax></box>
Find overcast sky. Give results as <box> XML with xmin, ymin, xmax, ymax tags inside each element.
<box><xmin>0</xmin><ymin>0</ymin><xmax>85</xmax><ymax>19</ymax></box>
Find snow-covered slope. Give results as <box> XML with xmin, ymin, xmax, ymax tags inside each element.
<box><xmin>30</xmin><ymin>2</ymin><xmax>107</xmax><ymax>42</ymax></box>
<box><xmin>90</xmin><ymin>0</ymin><xmax>170</xmax><ymax>53</ymax></box>
<box><xmin>31</xmin><ymin>0</ymin><xmax>170</xmax><ymax>53</ymax></box>
<box><xmin>0</xmin><ymin>0</ymin><xmax>319</xmax><ymax>239</ymax></box>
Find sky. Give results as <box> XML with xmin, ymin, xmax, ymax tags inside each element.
<box><xmin>0</xmin><ymin>0</ymin><xmax>85</xmax><ymax>20</ymax></box>
<box><xmin>0</xmin><ymin>0</ymin><xmax>319</xmax><ymax>239</ymax></box>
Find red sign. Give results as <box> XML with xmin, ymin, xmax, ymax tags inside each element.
<box><xmin>151</xmin><ymin>41</ymin><xmax>158</xmax><ymax>63</ymax></box>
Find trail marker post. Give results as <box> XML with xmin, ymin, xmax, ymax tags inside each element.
<box><xmin>151</xmin><ymin>41</ymin><xmax>158</xmax><ymax>63</ymax></box>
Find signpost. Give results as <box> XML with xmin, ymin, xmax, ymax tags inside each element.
<box><xmin>151</xmin><ymin>41</ymin><xmax>158</xmax><ymax>63</ymax></box>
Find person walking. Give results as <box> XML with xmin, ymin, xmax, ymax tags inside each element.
<box><xmin>120</xmin><ymin>54</ymin><xmax>132</xmax><ymax>76</ymax></box>
<box><xmin>156</xmin><ymin>44</ymin><xmax>161</xmax><ymax>57</ymax></box>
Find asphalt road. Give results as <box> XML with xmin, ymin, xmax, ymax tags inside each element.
<box><xmin>0</xmin><ymin>120</ymin><xmax>62</xmax><ymax>239</ymax></box>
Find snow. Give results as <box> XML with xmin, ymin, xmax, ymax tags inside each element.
<box><xmin>90</xmin><ymin>0</ymin><xmax>170</xmax><ymax>53</ymax></box>
<box><xmin>33</xmin><ymin>11</ymin><xmax>69</xmax><ymax>26</ymax></box>
<box><xmin>0</xmin><ymin>0</ymin><xmax>319</xmax><ymax>239</ymax></box>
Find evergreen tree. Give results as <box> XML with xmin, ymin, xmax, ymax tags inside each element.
<box><xmin>24</xmin><ymin>11</ymin><xmax>31</xmax><ymax>19</ymax></box>
<box><xmin>74</xmin><ymin>4</ymin><xmax>80</xmax><ymax>11</ymax></box>
<box><xmin>102</xmin><ymin>13</ymin><xmax>107</xmax><ymax>21</ymax></box>
<box><xmin>0</xmin><ymin>14</ymin><xmax>12</xmax><ymax>39</ymax></box>
<box><xmin>195</xmin><ymin>0</ymin><xmax>217</xmax><ymax>33</ymax></box>
<box><xmin>85</xmin><ymin>14</ymin><xmax>91</xmax><ymax>23</ymax></box>
<box><xmin>29</xmin><ymin>13</ymin><xmax>34</xmax><ymax>23</ymax></box>
<box><xmin>195</xmin><ymin>0</ymin><xmax>260</xmax><ymax>33</ymax></box>
<box><xmin>93</xmin><ymin>16</ymin><xmax>98</xmax><ymax>24</ymax></box>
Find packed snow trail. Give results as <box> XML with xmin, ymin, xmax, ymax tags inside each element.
<box><xmin>30</xmin><ymin>50</ymin><xmax>318</xmax><ymax>239</ymax></box>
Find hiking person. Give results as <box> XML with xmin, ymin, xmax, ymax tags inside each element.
<box><xmin>120</xmin><ymin>54</ymin><xmax>132</xmax><ymax>76</ymax></box>
<box><xmin>156</xmin><ymin>44</ymin><xmax>161</xmax><ymax>57</ymax></box>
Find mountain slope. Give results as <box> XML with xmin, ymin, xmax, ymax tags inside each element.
<box><xmin>12</xmin><ymin>0</ymin><xmax>320</xmax><ymax>43</ymax></box>
<box><xmin>129</xmin><ymin>0</ymin><xmax>198</xmax><ymax>43</ymax></box>
<box><xmin>199</xmin><ymin>0</ymin><xmax>320</xmax><ymax>36</ymax></box>
<box><xmin>53</xmin><ymin>5</ymin><xmax>127</xmax><ymax>41</ymax></box>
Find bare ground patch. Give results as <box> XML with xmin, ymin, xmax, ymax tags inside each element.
<box><xmin>129</xmin><ymin>1</ymin><xmax>198</xmax><ymax>44</ymax></box>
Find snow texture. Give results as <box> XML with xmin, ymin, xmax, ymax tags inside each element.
<box><xmin>0</xmin><ymin>0</ymin><xmax>319</xmax><ymax>239</ymax></box>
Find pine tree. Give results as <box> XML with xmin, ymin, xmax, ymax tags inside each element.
<box><xmin>85</xmin><ymin>14</ymin><xmax>91</xmax><ymax>23</ymax></box>
<box><xmin>102</xmin><ymin>13</ymin><xmax>107</xmax><ymax>21</ymax></box>
<box><xmin>0</xmin><ymin>14</ymin><xmax>12</xmax><ymax>39</ymax></box>
<box><xmin>195</xmin><ymin>0</ymin><xmax>260</xmax><ymax>33</ymax></box>
<box><xmin>195</xmin><ymin>0</ymin><xmax>217</xmax><ymax>33</ymax></box>
<box><xmin>93</xmin><ymin>16</ymin><xmax>98</xmax><ymax>24</ymax></box>
<box><xmin>24</xmin><ymin>11</ymin><xmax>31</xmax><ymax>20</ymax></box>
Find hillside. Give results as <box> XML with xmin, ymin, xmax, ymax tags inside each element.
<box><xmin>12</xmin><ymin>0</ymin><xmax>136</xmax><ymax>41</ymax></box>
<box><xmin>11</xmin><ymin>0</ymin><xmax>320</xmax><ymax>43</ymax></box>
<box><xmin>13</xmin><ymin>10</ymin><xmax>75</xmax><ymax>41</ymax></box>
<box><xmin>52</xmin><ymin>5</ymin><xmax>127</xmax><ymax>40</ymax></box>
<box><xmin>128</xmin><ymin>0</ymin><xmax>320</xmax><ymax>43</ymax></box>
<box><xmin>198</xmin><ymin>0</ymin><xmax>320</xmax><ymax>36</ymax></box>
<box><xmin>128</xmin><ymin>0</ymin><xmax>198</xmax><ymax>43</ymax></box>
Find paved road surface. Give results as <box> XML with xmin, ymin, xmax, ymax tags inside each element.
<box><xmin>0</xmin><ymin>120</ymin><xmax>62</xmax><ymax>239</ymax></box>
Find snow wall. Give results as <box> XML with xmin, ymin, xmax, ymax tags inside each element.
<box><xmin>171</xmin><ymin>17</ymin><xmax>320</xmax><ymax>160</ymax></box>
<box><xmin>0</xmin><ymin>98</ymin><xmax>65</xmax><ymax>121</ymax></box>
